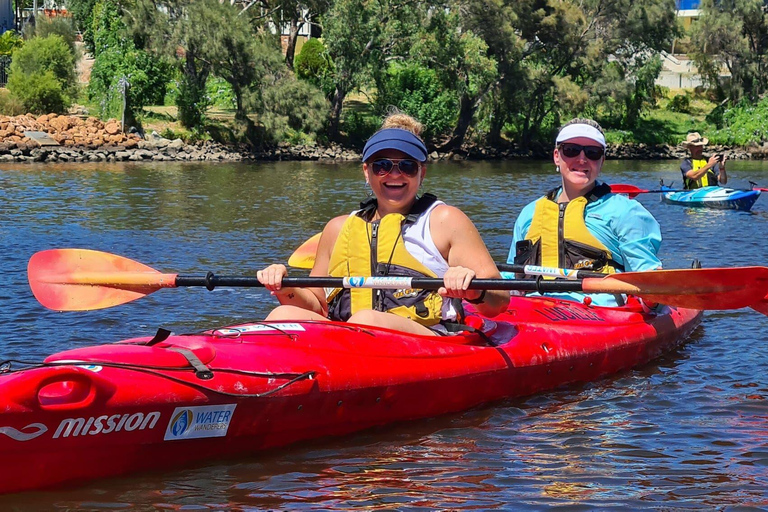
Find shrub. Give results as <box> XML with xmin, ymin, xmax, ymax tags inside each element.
<box><xmin>6</xmin><ymin>35</ymin><xmax>76</xmax><ymax>113</ymax></box>
<box><xmin>667</xmin><ymin>94</ymin><xmax>691</xmax><ymax>113</ymax></box>
<box><xmin>294</xmin><ymin>39</ymin><xmax>332</xmax><ymax>85</ymax></box>
<box><xmin>259</xmin><ymin>76</ymin><xmax>329</xmax><ymax>142</ymax></box>
<box><xmin>25</xmin><ymin>16</ymin><xmax>79</xmax><ymax>56</ymax></box>
<box><xmin>375</xmin><ymin>62</ymin><xmax>457</xmax><ymax>140</ymax></box>
<box><xmin>8</xmin><ymin>70</ymin><xmax>67</xmax><ymax>113</ymax></box>
<box><xmin>88</xmin><ymin>0</ymin><xmax>173</xmax><ymax>122</ymax></box>
<box><xmin>0</xmin><ymin>31</ymin><xmax>23</xmax><ymax>56</ymax></box>
<box><xmin>0</xmin><ymin>88</ymin><xmax>26</xmax><ymax>115</ymax></box>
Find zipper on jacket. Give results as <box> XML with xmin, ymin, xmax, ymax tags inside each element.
<box><xmin>558</xmin><ymin>203</ymin><xmax>566</xmax><ymax>268</ymax></box>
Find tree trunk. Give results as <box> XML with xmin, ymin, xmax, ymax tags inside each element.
<box><xmin>439</xmin><ymin>92</ymin><xmax>474</xmax><ymax>151</ymax></box>
<box><xmin>285</xmin><ymin>16</ymin><xmax>301</xmax><ymax>69</ymax></box>
<box><xmin>328</xmin><ymin>85</ymin><xmax>346</xmax><ymax>141</ymax></box>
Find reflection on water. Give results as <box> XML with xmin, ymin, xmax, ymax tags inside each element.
<box><xmin>1</xmin><ymin>159</ymin><xmax>768</xmax><ymax>509</ymax></box>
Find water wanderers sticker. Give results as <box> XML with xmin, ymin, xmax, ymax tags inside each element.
<box><xmin>215</xmin><ymin>323</ymin><xmax>306</xmax><ymax>335</ymax></box>
<box><xmin>164</xmin><ymin>404</ymin><xmax>237</xmax><ymax>441</ymax></box>
<box><xmin>343</xmin><ymin>276</ymin><xmax>413</xmax><ymax>288</ymax></box>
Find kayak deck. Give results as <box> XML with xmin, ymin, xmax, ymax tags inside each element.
<box><xmin>661</xmin><ymin>186</ymin><xmax>761</xmax><ymax>211</ymax></box>
<box><xmin>0</xmin><ymin>296</ymin><xmax>702</xmax><ymax>494</ymax></box>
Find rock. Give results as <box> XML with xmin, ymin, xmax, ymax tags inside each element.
<box><xmin>104</xmin><ymin>121</ymin><xmax>121</xmax><ymax>135</ymax></box>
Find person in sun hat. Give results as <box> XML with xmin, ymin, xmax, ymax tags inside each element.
<box><xmin>256</xmin><ymin>112</ymin><xmax>508</xmax><ymax>335</ymax></box>
<box><xmin>680</xmin><ymin>132</ymin><xmax>727</xmax><ymax>189</ymax></box>
<box><xmin>504</xmin><ymin>117</ymin><xmax>663</xmax><ymax>307</ymax></box>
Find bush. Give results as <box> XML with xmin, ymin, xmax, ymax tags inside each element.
<box><xmin>0</xmin><ymin>31</ymin><xmax>23</xmax><ymax>56</ymax></box>
<box><xmin>294</xmin><ymin>39</ymin><xmax>332</xmax><ymax>86</ymax></box>
<box><xmin>25</xmin><ymin>16</ymin><xmax>79</xmax><ymax>56</ymax></box>
<box><xmin>0</xmin><ymin>88</ymin><xmax>26</xmax><ymax>115</ymax></box>
<box><xmin>667</xmin><ymin>93</ymin><xmax>691</xmax><ymax>113</ymax></box>
<box><xmin>6</xmin><ymin>35</ymin><xmax>76</xmax><ymax>113</ymax></box>
<box><xmin>375</xmin><ymin>62</ymin><xmax>457</xmax><ymax>140</ymax></box>
<box><xmin>8</xmin><ymin>70</ymin><xmax>67</xmax><ymax>113</ymax></box>
<box><xmin>259</xmin><ymin>76</ymin><xmax>329</xmax><ymax>142</ymax></box>
<box><xmin>88</xmin><ymin>0</ymin><xmax>173</xmax><ymax>122</ymax></box>
<box><xmin>708</xmin><ymin>97</ymin><xmax>768</xmax><ymax>145</ymax></box>
<box><xmin>341</xmin><ymin>108</ymin><xmax>380</xmax><ymax>144</ymax></box>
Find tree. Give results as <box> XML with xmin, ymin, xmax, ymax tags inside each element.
<box><xmin>321</xmin><ymin>0</ymin><xmax>428</xmax><ymax>139</ymax></box>
<box><xmin>690</xmin><ymin>0</ymin><xmax>768</xmax><ymax>102</ymax></box>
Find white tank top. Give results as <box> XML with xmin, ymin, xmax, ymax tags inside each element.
<box><xmin>352</xmin><ymin>200</ymin><xmax>457</xmax><ymax>321</ymax></box>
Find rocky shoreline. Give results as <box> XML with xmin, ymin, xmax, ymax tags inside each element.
<box><xmin>0</xmin><ymin>113</ymin><xmax>762</xmax><ymax>163</ymax></box>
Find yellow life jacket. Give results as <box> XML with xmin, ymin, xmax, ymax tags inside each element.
<box><xmin>326</xmin><ymin>194</ymin><xmax>444</xmax><ymax>326</ymax></box>
<box><xmin>683</xmin><ymin>158</ymin><xmax>718</xmax><ymax>189</ymax></box>
<box><xmin>514</xmin><ymin>183</ymin><xmax>624</xmax><ymax>273</ymax></box>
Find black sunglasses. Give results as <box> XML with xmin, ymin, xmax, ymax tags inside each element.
<box><xmin>370</xmin><ymin>158</ymin><xmax>421</xmax><ymax>177</ymax></box>
<box><xmin>558</xmin><ymin>143</ymin><xmax>605</xmax><ymax>161</ymax></box>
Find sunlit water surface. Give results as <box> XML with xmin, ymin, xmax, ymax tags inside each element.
<box><xmin>1</xmin><ymin>159</ymin><xmax>767</xmax><ymax>510</ymax></box>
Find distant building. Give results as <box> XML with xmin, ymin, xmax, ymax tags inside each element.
<box><xmin>656</xmin><ymin>0</ymin><xmax>707</xmax><ymax>89</ymax></box>
<box><xmin>0</xmin><ymin>0</ymin><xmax>14</xmax><ymax>34</ymax></box>
<box><xmin>676</xmin><ymin>0</ymin><xmax>701</xmax><ymax>32</ymax></box>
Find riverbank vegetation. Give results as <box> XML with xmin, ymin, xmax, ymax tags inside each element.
<box><xmin>4</xmin><ymin>0</ymin><xmax>768</xmax><ymax>154</ymax></box>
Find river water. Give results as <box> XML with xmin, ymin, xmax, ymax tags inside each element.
<box><xmin>1</xmin><ymin>159</ymin><xmax>767</xmax><ymax>510</ymax></box>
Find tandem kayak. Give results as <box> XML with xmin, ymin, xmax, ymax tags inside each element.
<box><xmin>661</xmin><ymin>186</ymin><xmax>761</xmax><ymax>211</ymax></box>
<box><xmin>0</xmin><ymin>296</ymin><xmax>701</xmax><ymax>494</ymax></box>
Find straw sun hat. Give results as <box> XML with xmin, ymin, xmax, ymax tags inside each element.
<box><xmin>683</xmin><ymin>132</ymin><xmax>709</xmax><ymax>146</ymax></box>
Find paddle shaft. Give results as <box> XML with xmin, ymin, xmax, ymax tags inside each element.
<box><xmin>496</xmin><ymin>264</ymin><xmax>604</xmax><ymax>279</ymax></box>
<box><xmin>175</xmin><ymin>274</ymin><xmax>601</xmax><ymax>293</ymax></box>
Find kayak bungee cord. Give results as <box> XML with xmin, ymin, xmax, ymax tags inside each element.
<box><xmin>0</xmin><ymin>359</ymin><xmax>317</xmax><ymax>398</ymax></box>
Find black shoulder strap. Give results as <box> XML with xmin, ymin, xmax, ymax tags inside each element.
<box><xmin>404</xmin><ymin>193</ymin><xmax>439</xmax><ymax>225</ymax></box>
<box><xmin>545</xmin><ymin>187</ymin><xmax>560</xmax><ymax>201</ymax></box>
<box><xmin>357</xmin><ymin>197</ymin><xmax>378</xmax><ymax>221</ymax></box>
<box><xmin>586</xmin><ymin>182</ymin><xmax>612</xmax><ymax>202</ymax></box>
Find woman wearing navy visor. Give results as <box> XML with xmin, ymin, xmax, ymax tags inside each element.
<box><xmin>506</xmin><ymin>118</ymin><xmax>663</xmax><ymax>307</ymax></box>
<box><xmin>257</xmin><ymin>113</ymin><xmax>508</xmax><ymax>335</ymax></box>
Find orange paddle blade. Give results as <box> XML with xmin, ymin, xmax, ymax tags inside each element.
<box><xmin>28</xmin><ymin>249</ymin><xmax>178</xmax><ymax>311</ymax></box>
<box><xmin>609</xmin><ymin>184</ymin><xmax>645</xmax><ymax>198</ymax></box>
<box><xmin>287</xmin><ymin>232</ymin><xmax>321</xmax><ymax>269</ymax></box>
<box><xmin>588</xmin><ymin>267</ymin><xmax>768</xmax><ymax>311</ymax></box>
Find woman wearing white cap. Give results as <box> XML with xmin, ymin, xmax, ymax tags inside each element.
<box><xmin>505</xmin><ymin>118</ymin><xmax>662</xmax><ymax>307</ymax></box>
<box><xmin>257</xmin><ymin>113</ymin><xmax>508</xmax><ymax>335</ymax></box>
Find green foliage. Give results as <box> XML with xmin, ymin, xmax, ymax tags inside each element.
<box><xmin>8</xmin><ymin>70</ymin><xmax>68</xmax><ymax>114</ymax></box>
<box><xmin>0</xmin><ymin>31</ymin><xmax>23</xmax><ymax>56</ymax></box>
<box><xmin>88</xmin><ymin>0</ymin><xmax>173</xmax><ymax>120</ymax></box>
<box><xmin>690</xmin><ymin>0</ymin><xmax>768</xmax><ymax>102</ymax></box>
<box><xmin>374</xmin><ymin>62</ymin><xmax>457</xmax><ymax>140</ymax></box>
<box><xmin>6</xmin><ymin>35</ymin><xmax>77</xmax><ymax>113</ymax></box>
<box><xmin>294</xmin><ymin>38</ymin><xmax>333</xmax><ymax>87</ymax></box>
<box><xmin>259</xmin><ymin>75</ymin><xmax>330</xmax><ymax>142</ymax></box>
<box><xmin>206</xmin><ymin>77</ymin><xmax>236</xmax><ymax>109</ymax></box>
<box><xmin>708</xmin><ymin>97</ymin><xmax>768</xmax><ymax>145</ymax></box>
<box><xmin>25</xmin><ymin>16</ymin><xmax>79</xmax><ymax>55</ymax></box>
<box><xmin>66</xmin><ymin>0</ymin><xmax>99</xmax><ymax>53</ymax></box>
<box><xmin>340</xmin><ymin>107</ymin><xmax>379</xmax><ymax>144</ymax></box>
<box><xmin>0</xmin><ymin>89</ymin><xmax>25</xmax><ymax>116</ymax></box>
<box><xmin>667</xmin><ymin>93</ymin><xmax>692</xmax><ymax>113</ymax></box>
<box><xmin>176</xmin><ymin>74</ymin><xmax>210</xmax><ymax>128</ymax></box>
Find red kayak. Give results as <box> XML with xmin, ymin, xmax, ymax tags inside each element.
<box><xmin>0</xmin><ymin>296</ymin><xmax>701</xmax><ymax>494</ymax></box>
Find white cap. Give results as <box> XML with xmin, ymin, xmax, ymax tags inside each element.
<box><xmin>555</xmin><ymin>123</ymin><xmax>606</xmax><ymax>148</ymax></box>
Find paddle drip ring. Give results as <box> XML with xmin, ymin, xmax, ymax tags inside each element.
<box><xmin>204</xmin><ymin>271</ymin><xmax>216</xmax><ymax>291</ymax></box>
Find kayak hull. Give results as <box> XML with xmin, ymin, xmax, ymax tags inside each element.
<box><xmin>0</xmin><ymin>297</ymin><xmax>701</xmax><ymax>494</ymax></box>
<box><xmin>661</xmin><ymin>186</ymin><xmax>761</xmax><ymax>211</ymax></box>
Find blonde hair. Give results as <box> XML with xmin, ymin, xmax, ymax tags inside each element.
<box><xmin>560</xmin><ymin>117</ymin><xmax>604</xmax><ymax>135</ymax></box>
<box><xmin>380</xmin><ymin>110</ymin><xmax>424</xmax><ymax>138</ymax></box>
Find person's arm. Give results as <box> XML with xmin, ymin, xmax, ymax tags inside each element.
<box><xmin>684</xmin><ymin>155</ymin><xmax>720</xmax><ymax>181</ymax></box>
<box><xmin>257</xmin><ymin>215</ymin><xmax>346</xmax><ymax>316</ymax></box>
<box><xmin>431</xmin><ymin>205</ymin><xmax>508</xmax><ymax>317</ymax></box>
<box><xmin>613</xmin><ymin>201</ymin><xmax>663</xmax><ymax>272</ymax></box>
<box><xmin>718</xmin><ymin>155</ymin><xmax>728</xmax><ymax>184</ymax></box>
